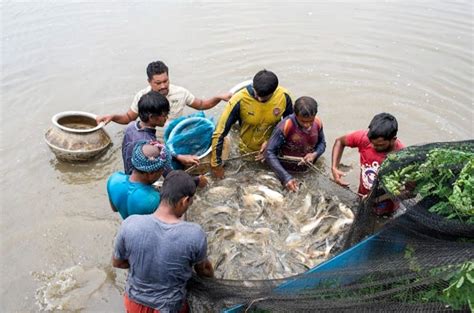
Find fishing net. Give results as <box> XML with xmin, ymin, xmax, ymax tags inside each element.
<box><xmin>185</xmin><ymin>140</ymin><xmax>474</xmax><ymax>312</ymax></box>
<box><xmin>164</xmin><ymin>112</ymin><xmax>215</xmax><ymax>169</ymax></box>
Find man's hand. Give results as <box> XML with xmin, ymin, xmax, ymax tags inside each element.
<box><xmin>194</xmin><ymin>259</ymin><xmax>214</xmax><ymax>278</ymax></box>
<box><xmin>220</xmin><ymin>92</ymin><xmax>233</xmax><ymax>101</ymax></box>
<box><xmin>176</xmin><ymin>155</ymin><xmax>200</xmax><ymax>167</ymax></box>
<box><xmin>197</xmin><ymin>175</ymin><xmax>208</xmax><ymax>188</ymax></box>
<box><xmin>96</xmin><ymin>114</ymin><xmax>113</xmax><ymax>125</ymax></box>
<box><xmin>255</xmin><ymin>141</ymin><xmax>268</xmax><ymax>162</ymax></box>
<box><xmin>285</xmin><ymin>179</ymin><xmax>299</xmax><ymax>192</ymax></box>
<box><xmin>332</xmin><ymin>167</ymin><xmax>350</xmax><ymax>187</ymax></box>
<box><xmin>112</xmin><ymin>257</ymin><xmax>130</xmax><ymax>269</ymax></box>
<box><xmin>211</xmin><ymin>165</ymin><xmax>225</xmax><ymax>179</ymax></box>
<box><xmin>299</xmin><ymin>152</ymin><xmax>318</xmax><ymax>166</ymax></box>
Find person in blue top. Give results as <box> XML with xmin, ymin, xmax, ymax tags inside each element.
<box><xmin>107</xmin><ymin>139</ymin><xmax>171</xmax><ymax>219</ymax></box>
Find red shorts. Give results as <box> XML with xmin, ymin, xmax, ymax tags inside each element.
<box><xmin>124</xmin><ymin>293</ymin><xmax>189</xmax><ymax>313</ymax></box>
<box><xmin>373</xmin><ymin>199</ymin><xmax>399</xmax><ymax>216</ymax></box>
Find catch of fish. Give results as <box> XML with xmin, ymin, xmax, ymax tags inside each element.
<box><xmin>187</xmin><ymin>165</ymin><xmax>355</xmax><ymax>280</ymax></box>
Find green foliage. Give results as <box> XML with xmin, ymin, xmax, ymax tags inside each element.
<box><xmin>381</xmin><ymin>148</ymin><xmax>474</xmax><ymax>224</ymax></box>
<box><xmin>440</xmin><ymin>261</ymin><xmax>474</xmax><ymax>311</ymax></box>
<box><xmin>448</xmin><ymin>160</ymin><xmax>474</xmax><ymax>223</ymax></box>
<box><xmin>404</xmin><ymin>244</ymin><xmax>421</xmax><ymax>273</ymax></box>
<box><xmin>403</xmin><ymin>245</ymin><xmax>474</xmax><ymax>311</ymax></box>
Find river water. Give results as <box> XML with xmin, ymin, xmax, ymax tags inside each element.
<box><xmin>1</xmin><ymin>1</ymin><xmax>472</xmax><ymax>312</ymax></box>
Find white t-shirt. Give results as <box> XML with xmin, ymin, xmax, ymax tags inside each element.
<box><xmin>130</xmin><ymin>84</ymin><xmax>196</xmax><ymax>120</ymax></box>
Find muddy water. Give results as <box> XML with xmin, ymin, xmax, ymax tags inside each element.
<box><xmin>1</xmin><ymin>1</ymin><xmax>472</xmax><ymax>311</ymax></box>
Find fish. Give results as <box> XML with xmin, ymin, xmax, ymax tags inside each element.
<box><xmin>257</xmin><ymin>185</ymin><xmax>284</xmax><ymax>204</ymax></box>
<box><xmin>207</xmin><ymin>186</ymin><xmax>235</xmax><ymax>198</ymax></box>
<box><xmin>300</xmin><ymin>214</ymin><xmax>328</xmax><ymax>234</ymax></box>
<box><xmin>329</xmin><ymin>217</ymin><xmax>353</xmax><ymax>236</ymax></box>
<box><xmin>337</xmin><ymin>202</ymin><xmax>355</xmax><ymax>220</ymax></box>
<box><xmin>242</xmin><ymin>193</ymin><xmax>267</xmax><ymax>208</ymax></box>
<box><xmin>295</xmin><ymin>193</ymin><xmax>312</xmax><ymax>217</ymax></box>
<box><xmin>201</xmin><ymin>205</ymin><xmax>235</xmax><ymax>217</ymax></box>
<box><xmin>189</xmin><ymin>166</ymin><xmax>356</xmax><ymax>280</ymax></box>
<box><xmin>285</xmin><ymin>233</ymin><xmax>303</xmax><ymax>248</ymax></box>
<box><xmin>257</xmin><ymin>173</ymin><xmax>281</xmax><ymax>188</ymax></box>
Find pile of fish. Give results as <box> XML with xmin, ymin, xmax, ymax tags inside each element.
<box><xmin>187</xmin><ymin>166</ymin><xmax>355</xmax><ymax>280</ymax></box>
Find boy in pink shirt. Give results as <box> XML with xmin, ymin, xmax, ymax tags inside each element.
<box><xmin>331</xmin><ymin>113</ymin><xmax>404</xmax><ymax>215</ymax></box>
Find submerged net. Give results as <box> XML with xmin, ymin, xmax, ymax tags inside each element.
<box><xmin>186</xmin><ymin>141</ymin><xmax>474</xmax><ymax>312</ymax></box>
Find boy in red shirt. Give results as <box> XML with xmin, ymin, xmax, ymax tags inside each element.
<box><xmin>331</xmin><ymin>113</ymin><xmax>404</xmax><ymax>215</ymax></box>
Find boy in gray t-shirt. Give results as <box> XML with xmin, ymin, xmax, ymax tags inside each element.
<box><xmin>113</xmin><ymin>170</ymin><xmax>214</xmax><ymax>313</ymax></box>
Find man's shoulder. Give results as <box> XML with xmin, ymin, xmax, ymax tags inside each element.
<box><xmin>277</xmin><ymin>114</ymin><xmax>294</xmax><ymax>130</ymax></box>
<box><xmin>123</xmin><ymin>121</ymin><xmax>141</xmax><ymax>144</ymax></box>
<box><xmin>122</xmin><ymin>214</ymin><xmax>154</xmax><ymax>231</ymax></box>
<box><xmin>123</xmin><ymin>122</ymin><xmax>156</xmax><ymax>143</ymax></box>
<box><xmin>179</xmin><ymin>221</ymin><xmax>206</xmax><ymax>237</ymax></box>
<box><xmin>135</xmin><ymin>86</ymin><xmax>152</xmax><ymax>97</ymax></box>
<box><xmin>345</xmin><ymin>130</ymin><xmax>370</xmax><ymax>147</ymax></box>
<box><xmin>394</xmin><ymin>139</ymin><xmax>405</xmax><ymax>150</ymax></box>
<box><xmin>230</xmin><ymin>86</ymin><xmax>251</xmax><ymax>103</ymax></box>
<box><xmin>168</xmin><ymin>84</ymin><xmax>190</xmax><ymax>95</ymax></box>
<box><xmin>347</xmin><ymin>129</ymin><xmax>368</xmax><ymax>140</ymax></box>
<box><xmin>108</xmin><ymin>172</ymin><xmax>128</xmax><ymax>186</ymax></box>
<box><xmin>130</xmin><ymin>184</ymin><xmax>159</xmax><ymax>201</ymax></box>
<box><xmin>125</xmin><ymin>120</ymin><xmax>139</xmax><ymax>132</ymax></box>
<box><xmin>276</xmin><ymin>85</ymin><xmax>291</xmax><ymax>95</ymax></box>
<box><xmin>107</xmin><ymin>172</ymin><xmax>131</xmax><ymax>198</ymax></box>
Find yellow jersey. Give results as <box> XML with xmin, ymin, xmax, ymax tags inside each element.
<box><xmin>211</xmin><ymin>85</ymin><xmax>293</xmax><ymax>167</ymax></box>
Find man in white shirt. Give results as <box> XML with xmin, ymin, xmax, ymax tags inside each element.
<box><xmin>96</xmin><ymin>60</ymin><xmax>232</xmax><ymax>125</ymax></box>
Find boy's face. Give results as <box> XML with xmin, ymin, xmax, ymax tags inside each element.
<box><xmin>295</xmin><ymin>114</ymin><xmax>315</xmax><ymax>130</ymax></box>
<box><xmin>149</xmin><ymin>73</ymin><xmax>170</xmax><ymax>96</ymax></box>
<box><xmin>253</xmin><ymin>88</ymin><xmax>273</xmax><ymax>103</ymax></box>
<box><xmin>370</xmin><ymin>137</ymin><xmax>396</xmax><ymax>152</ymax></box>
<box><xmin>149</xmin><ymin>112</ymin><xmax>168</xmax><ymax>127</ymax></box>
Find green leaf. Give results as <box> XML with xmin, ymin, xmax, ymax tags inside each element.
<box><xmin>466</xmin><ymin>273</ymin><xmax>474</xmax><ymax>284</ymax></box>
<box><xmin>455</xmin><ymin>276</ymin><xmax>464</xmax><ymax>289</ymax></box>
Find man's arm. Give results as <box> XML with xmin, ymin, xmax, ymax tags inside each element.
<box><xmin>314</xmin><ymin>126</ymin><xmax>327</xmax><ymax>158</ymax></box>
<box><xmin>194</xmin><ymin>259</ymin><xmax>214</xmax><ymax>278</ymax></box>
<box><xmin>282</xmin><ymin>93</ymin><xmax>294</xmax><ymax>118</ymax></box>
<box><xmin>112</xmin><ymin>256</ymin><xmax>130</xmax><ymax>269</ymax></box>
<box><xmin>331</xmin><ymin>135</ymin><xmax>350</xmax><ymax>187</ymax></box>
<box><xmin>175</xmin><ymin>154</ymin><xmax>200</xmax><ymax>167</ymax></box>
<box><xmin>96</xmin><ymin>109</ymin><xmax>138</xmax><ymax>125</ymax></box>
<box><xmin>265</xmin><ymin>127</ymin><xmax>294</xmax><ymax>189</ymax></box>
<box><xmin>210</xmin><ymin>99</ymin><xmax>241</xmax><ymax>178</ymax></box>
<box><xmin>189</xmin><ymin>92</ymin><xmax>232</xmax><ymax>111</ymax></box>
<box><xmin>112</xmin><ymin>223</ymin><xmax>130</xmax><ymax>269</ymax></box>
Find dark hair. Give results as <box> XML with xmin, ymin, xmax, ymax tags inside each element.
<box><xmin>253</xmin><ymin>70</ymin><xmax>278</xmax><ymax>97</ymax></box>
<box><xmin>160</xmin><ymin>170</ymin><xmax>197</xmax><ymax>207</ymax></box>
<box><xmin>294</xmin><ymin>96</ymin><xmax>318</xmax><ymax>117</ymax></box>
<box><xmin>146</xmin><ymin>61</ymin><xmax>169</xmax><ymax>80</ymax></box>
<box><xmin>138</xmin><ymin>91</ymin><xmax>170</xmax><ymax>122</ymax></box>
<box><xmin>367</xmin><ymin>113</ymin><xmax>398</xmax><ymax>140</ymax></box>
